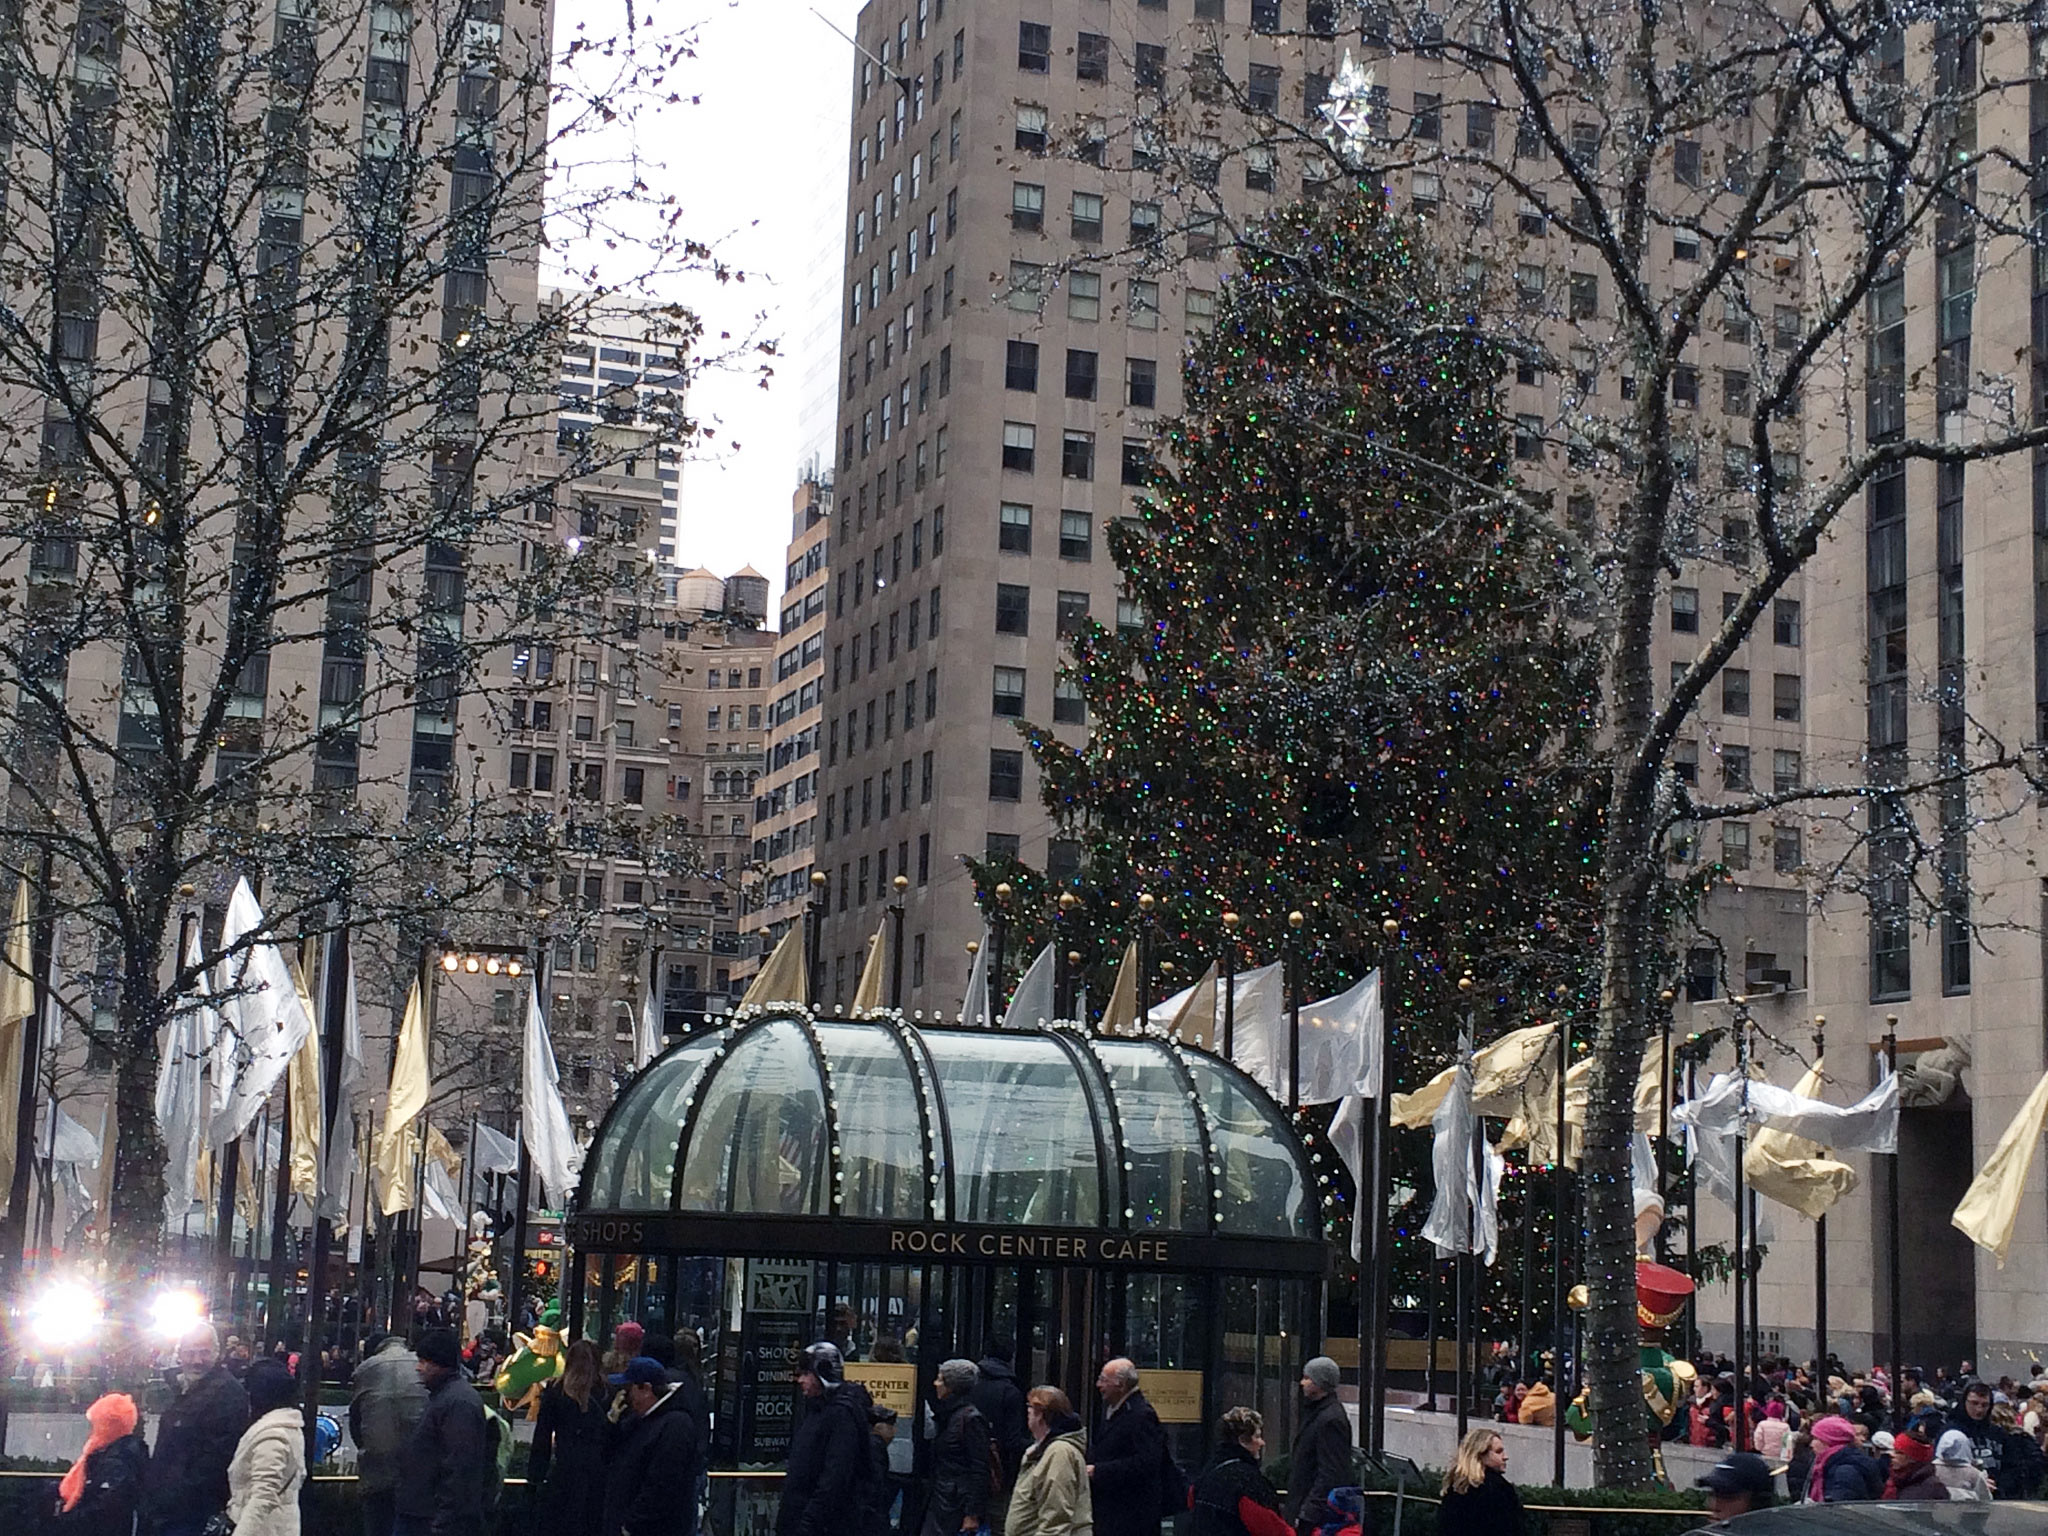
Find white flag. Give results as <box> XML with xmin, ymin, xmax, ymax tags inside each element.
<box><xmin>472</xmin><ymin>1121</ymin><xmax>520</xmax><ymax>1176</ymax></box>
<box><xmin>33</xmin><ymin>1104</ymin><xmax>99</xmax><ymax>1164</ymax></box>
<box><xmin>1001</xmin><ymin>944</ymin><xmax>1056</xmax><ymax>1029</ymax></box>
<box><xmin>210</xmin><ymin>879</ymin><xmax>315</xmax><ymax>1143</ymax></box>
<box><xmin>522</xmin><ymin>985</ymin><xmax>579</xmax><ymax>1206</ymax></box>
<box><xmin>1421</xmin><ymin>1050</ymin><xmax>1502</xmax><ymax>1263</ymax></box>
<box><xmin>959</xmin><ymin>925</ymin><xmax>991</xmax><ymax>1026</ymax></box>
<box><xmin>157</xmin><ymin>927</ymin><xmax>216</xmax><ymax>1229</ymax></box>
<box><xmin>1228</xmin><ymin>967</ymin><xmax>1379</xmax><ymax>1104</ymax></box>
<box><xmin>1674</xmin><ymin>1070</ymin><xmax>1898</xmax><ymax>1154</ymax></box>
<box><xmin>635</xmin><ymin>973</ymin><xmax>663</xmax><ymax>1070</ymax></box>
<box><xmin>1331</xmin><ymin>1092</ymin><xmax>1369</xmax><ymax>1260</ymax></box>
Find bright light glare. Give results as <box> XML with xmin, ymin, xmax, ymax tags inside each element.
<box><xmin>148</xmin><ymin>1287</ymin><xmax>207</xmax><ymax>1341</ymax></box>
<box><xmin>29</xmin><ymin>1280</ymin><xmax>104</xmax><ymax>1350</ymax></box>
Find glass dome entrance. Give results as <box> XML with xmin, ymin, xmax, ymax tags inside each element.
<box><xmin>575</xmin><ymin>1011</ymin><xmax>1318</xmax><ymax>1247</ymax></box>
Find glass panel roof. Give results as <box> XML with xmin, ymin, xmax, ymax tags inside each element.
<box><xmin>578</xmin><ymin>1014</ymin><xmax>1315</xmax><ymax>1244</ymax></box>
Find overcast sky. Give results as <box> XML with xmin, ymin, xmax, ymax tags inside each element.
<box><xmin>548</xmin><ymin>1</ymin><xmax>863</xmax><ymax>601</ymax></box>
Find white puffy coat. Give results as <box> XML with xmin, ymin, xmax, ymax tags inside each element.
<box><xmin>226</xmin><ymin>1407</ymin><xmax>305</xmax><ymax>1536</ymax></box>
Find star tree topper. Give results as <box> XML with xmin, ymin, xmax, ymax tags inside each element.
<box><xmin>1319</xmin><ymin>49</ymin><xmax>1376</xmax><ymax>165</ymax></box>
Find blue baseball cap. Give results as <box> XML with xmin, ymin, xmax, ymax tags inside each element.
<box><xmin>607</xmin><ymin>1356</ymin><xmax>668</xmax><ymax>1388</ymax></box>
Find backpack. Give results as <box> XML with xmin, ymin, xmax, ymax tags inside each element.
<box><xmin>481</xmin><ymin>1403</ymin><xmax>515</xmax><ymax>1511</ymax></box>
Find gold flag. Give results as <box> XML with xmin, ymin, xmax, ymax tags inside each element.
<box><xmin>741</xmin><ymin>923</ymin><xmax>808</xmax><ymax>1008</ymax></box>
<box><xmin>1394</xmin><ymin>1022</ymin><xmax>1555</xmax><ymax>1129</ymax></box>
<box><xmin>288</xmin><ymin>962</ymin><xmax>322</xmax><ymax>1204</ymax></box>
<box><xmin>373</xmin><ymin>980</ymin><xmax>428</xmax><ymax>1215</ymax></box>
<box><xmin>1743</xmin><ymin>1059</ymin><xmax>1859</xmax><ymax>1221</ymax></box>
<box><xmin>1099</xmin><ymin>942</ymin><xmax>1140</xmax><ymax>1036</ymax></box>
<box><xmin>1952</xmin><ymin>1067</ymin><xmax>2048</xmax><ymax>1267</ymax></box>
<box><xmin>849</xmin><ymin>918</ymin><xmax>888</xmax><ymax>1013</ymax></box>
<box><xmin>425</xmin><ymin>1121</ymin><xmax>462</xmax><ymax>1179</ymax></box>
<box><xmin>1168</xmin><ymin>960</ymin><xmax>1219</xmax><ymax>1048</ymax></box>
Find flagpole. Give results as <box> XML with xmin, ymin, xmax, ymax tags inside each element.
<box><xmin>1883</xmin><ymin>1013</ymin><xmax>1902</xmax><ymax>1432</ymax></box>
<box><xmin>1732</xmin><ymin>1002</ymin><xmax>1750</xmax><ymax>1453</ymax></box>
<box><xmin>1812</xmin><ymin>1014</ymin><xmax>1828</xmax><ymax>1379</ymax></box>
<box><xmin>889</xmin><ymin>876</ymin><xmax>907</xmax><ymax>1008</ymax></box>
<box><xmin>1219</xmin><ymin>912</ymin><xmax>1238</xmax><ymax>1059</ymax></box>
<box><xmin>509</xmin><ymin>945</ymin><xmax>545</xmax><ymax>1335</ymax></box>
<box><xmin>990</xmin><ymin>884</ymin><xmax>1012</xmax><ymax>1026</ymax></box>
<box><xmin>265</xmin><ymin>1069</ymin><xmax>294</xmax><ymax>1352</ymax></box>
<box><xmin>1456</xmin><ymin>977</ymin><xmax>1476</xmax><ymax>1439</ymax></box>
<box><xmin>1657</xmin><ymin>988</ymin><xmax>1675</xmax><ymax>1263</ymax></box>
<box><xmin>1552</xmin><ymin>1013</ymin><xmax>1568</xmax><ymax>1486</ymax></box>
<box><xmin>302</xmin><ymin>911</ymin><xmax>349</xmax><ymax>1455</ymax></box>
<box><xmin>1286</xmin><ymin>911</ymin><xmax>1304</xmax><ymax>1109</ymax></box>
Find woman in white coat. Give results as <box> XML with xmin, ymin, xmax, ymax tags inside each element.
<box><xmin>227</xmin><ymin>1360</ymin><xmax>306</xmax><ymax>1536</ymax></box>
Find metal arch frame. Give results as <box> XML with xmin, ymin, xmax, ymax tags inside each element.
<box><xmin>667</xmin><ymin>1023</ymin><xmax>737</xmax><ymax>1212</ymax></box>
<box><xmin>1038</xmin><ymin>1024</ymin><xmax>1120</xmax><ymax>1231</ymax></box>
<box><xmin>1181</xmin><ymin>1044</ymin><xmax>1320</xmax><ymax>1241</ymax></box>
<box><xmin>784</xmin><ymin>1011</ymin><xmax>844</xmax><ymax>1218</ymax></box>
<box><xmin>870</xmin><ymin>1011</ymin><xmax>943</xmax><ymax>1222</ymax></box>
<box><xmin>572</xmin><ymin>1022</ymin><xmax>713</xmax><ymax>1213</ymax></box>
<box><xmin>1152</xmin><ymin>1037</ymin><xmax>1223</xmax><ymax>1234</ymax></box>
<box><xmin>893</xmin><ymin>1012</ymin><xmax>958</xmax><ymax>1222</ymax></box>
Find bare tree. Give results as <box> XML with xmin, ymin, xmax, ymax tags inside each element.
<box><xmin>0</xmin><ymin>0</ymin><xmax>728</xmax><ymax>1268</ymax></box>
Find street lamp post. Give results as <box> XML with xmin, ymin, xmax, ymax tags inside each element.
<box><xmin>1368</xmin><ymin>914</ymin><xmax>1399</xmax><ymax>1456</ymax></box>
<box><xmin>1136</xmin><ymin>892</ymin><xmax>1156</xmax><ymax>1030</ymax></box>
<box><xmin>1055</xmin><ymin>892</ymin><xmax>1080</xmax><ymax>1019</ymax></box>
<box><xmin>990</xmin><ymin>883</ymin><xmax>1012</xmax><ymax>1025</ymax></box>
<box><xmin>807</xmin><ymin>870</ymin><xmax>829</xmax><ymax>1005</ymax></box>
<box><xmin>1286</xmin><ymin>911</ymin><xmax>1304</xmax><ymax>1110</ymax></box>
<box><xmin>1219</xmin><ymin>911</ymin><xmax>1239</xmax><ymax>1059</ymax></box>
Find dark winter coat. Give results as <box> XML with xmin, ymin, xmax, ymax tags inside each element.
<box><xmin>143</xmin><ymin>1365</ymin><xmax>250</xmax><ymax>1527</ymax></box>
<box><xmin>922</xmin><ymin>1394</ymin><xmax>993</xmax><ymax>1535</ymax></box>
<box><xmin>58</xmin><ymin>1431</ymin><xmax>149</xmax><ymax>1536</ymax></box>
<box><xmin>1885</xmin><ymin>1461</ymin><xmax>1948</xmax><ymax>1501</ymax></box>
<box><xmin>1089</xmin><ymin>1391</ymin><xmax>1165</xmax><ymax>1536</ymax></box>
<box><xmin>1280</xmin><ymin>1392</ymin><xmax>1352</xmax><ymax>1525</ymax></box>
<box><xmin>971</xmin><ymin>1357</ymin><xmax>1030</xmax><ymax>1486</ymax></box>
<box><xmin>1945</xmin><ymin>1406</ymin><xmax>2034</xmax><ymax>1498</ymax></box>
<box><xmin>528</xmin><ymin>1383</ymin><xmax>611</xmax><ymax>1536</ymax></box>
<box><xmin>865</xmin><ymin>1433</ymin><xmax>895</xmax><ymax>1536</ymax></box>
<box><xmin>1436</xmin><ymin>1468</ymin><xmax>1523</xmax><ymax>1536</ymax></box>
<box><xmin>602</xmin><ymin>1384</ymin><xmax>701</xmax><ymax>1536</ymax></box>
<box><xmin>350</xmin><ymin>1340</ymin><xmax>429</xmax><ymax>1496</ymax></box>
<box><xmin>393</xmin><ymin>1371</ymin><xmax>489</xmax><ymax>1536</ymax></box>
<box><xmin>776</xmin><ymin>1381</ymin><xmax>874</xmax><ymax>1536</ymax></box>
<box><xmin>1189</xmin><ymin>1443</ymin><xmax>1289</xmax><ymax>1536</ymax></box>
<box><xmin>1815</xmin><ymin>1446</ymin><xmax>1885</xmax><ymax>1503</ymax></box>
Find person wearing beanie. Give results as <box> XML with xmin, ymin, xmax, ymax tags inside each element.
<box><xmin>1280</xmin><ymin>1357</ymin><xmax>1350</xmax><ymax>1532</ymax></box>
<box><xmin>1806</xmin><ymin>1415</ymin><xmax>1884</xmax><ymax>1503</ymax></box>
<box><xmin>55</xmin><ymin>1393</ymin><xmax>146</xmax><ymax>1536</ymax></box>
<box><xmin>227</xmin><ymin>1362</ymin><xmax>308</xmax><ymax>1536</ymax></box>
<box><xmin>1883</xmin><ymin>1430</ymin><xmax>1945</xmax><ymax>1501</ymax></box>
<box><xmin>603</xmin><ymin>1322</ymin><xmax>645</xmax><ymax>1378</ymax></box>
<box><xmin>1752</xmin><ymin>1399</ymin><xmax>1790</xmax><ymax>1461</ymax></box>
<box><xmin>1936</xmin><ymin>1429</ymin><xmax>1995</xmax><ymax>1501</ymax></box>
<box><xmin>394</xmin><ymin>1328</ymin><xmax>488</xmax><ymax>1536</ymax></box>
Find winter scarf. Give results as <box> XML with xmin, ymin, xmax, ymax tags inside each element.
<box><xmin>61</xmin><ymin>1394</ymin><xmax>140</xmax><ymax>1512</ymax></box>
<box><xmin>1883</xmin><ymin>1432</ymin><xmax>1935</xmax><ymax>1499</ymax></box>
<box><xmin>1806</xmin><ymin>1416</ymin><xmax>1858</xmax><ymax>1503</ymax></box>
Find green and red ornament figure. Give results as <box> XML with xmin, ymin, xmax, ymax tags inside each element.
<box><xmin>1566</xmin><ymin>1259</ymin><xmax>1697</xmax><ymax>1480</ymax></box>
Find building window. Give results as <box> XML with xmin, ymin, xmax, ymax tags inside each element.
<box><xmin>1130</xmin><ymin>200</ymin><xmax>1161</xmax><ymax>245</ymax></box>
<box><xmin>996</xmin><ymin>583</ymin><xmax>1030</xmax><ymax>634</ymax></box>
<box><xmin>1121</xmin><ymin>440</ymin><xmax>1151</xmax><ymax>487</ymax></box>
<box><xmin>1065</xmin><ymin>348</ymin><xmax>1098</xmax><ymax>400</ymax></box>
<box><xmin>1135</xmin><ymin>41</ymin><xmax>1165</xmax><ymax>88</ymax></box>
<box><xmin>1672</xmin><ymin>364</ymin><xmax>1698</xmax><ymax>407</ymax></box>
<box><xmin>992</xmin><ymin>666</ymin><xmax>1026</xmax><ymax>717</ymax></box>
<box><xmin>1070</xmin><ymin>192</ymin><xmax>1103</xmax><ymax>244</ymax></box>
<box><xmin>1061</xmin><ymin>431</ymin><xmax>1095</xmax><ymax>480</ymax></box>
<box><xmin>1773</xmin><ymin>749</ymin><xmax>1801</xmax><ymax>792</ymax></box>
<box><xmin>1017</xmin><ymin>21</ymin><xmax>1050</xmax><ymax>72</ymax></box>
<box><xmin>1721</xmin><ymin>821</ymin><xmax>1750</xmax><ymax>871</ymax></box>
<box><xmin>1248</xmin><ymin>62</ymin><xmax>1281</xmax><ymax>113</ymax></box>
<box><xmin>1127</xmin><ymin>358</ymin><xmax>1156</xmax><ymax>408</ymax></box>
<box><xmin>989</xmin><ymin>749</ymin><xmax>1024</xmax><ymax>801</ymax></box>
<box><xmin>1185</xmin><ymin>288</ymin><xmax>1216</xmax><ymax>331</ymax></box>
<box><xmin>1059</xmin><ymin>511</ymin><xmax>1092</xmax><ymax>561</ymax></box>
<box><xmin>1674</xmin><ymin>137</ymin><xmax>1701</xmax><ymax>187</ymax></box>
<box><xmin>1773</xmin><ymin>598</ymin><xmax>1801</xmax><ymax>646</ymax></box>
<box><xmin>622</xmin><ymin>767</ymin><xmax>644</xmax><ymax>803</ymax></box>
<box><xmin>1002</xmin><ymin>421</ymin><xmax>1036</xmax><ymax>472</ymax></box>
<box><xmin>1008</xmin><ymin>261</ymin><xmax>1044</xmax><ymax>312</ymax></box>
<box><xmin>1720</xmin><ymin>744</ymin><xmax>1750</xmax><ymax>791</ymax></box>
<box><xmin>1673</xmin><ymin>740</ymin><xmax>1698</xmax><ymax>785</ymax></box>
<box><xmin>1722</xmin><ymin>668</ymin><xmax>1750</xmax><ymax>716</ymax></box>
<box><xmin>999</xmin><ymin>502</ymin><xmax>1033</xmax><ymax>552</ymax></box>
<box><xmin>1670</xmin><ymin>586</ymin><xmax>1699</xmax><ymax>634</ymax></box>
<box><xmin>1005</xmin><ymin>340</ymin><xmax>1039</xmax><ymax>391</ymax></box>
<box><xmin>1011</xmin><ymin>181</ymin><xmax>1044</xmax><ymax>230</ymax></box>
<box><xmin>1053</xmin><ymin>677</ymin><xmax>1085</xmax><ymax>724</ymax></box>
<box><xmin>1773</xmin><ymin>823</ymin><xmax>1802</xmax><ymax>873</ymax></box>
<box><xmin>1056</xmin><ymin>588</ymin><xmax>1090</xmax><ymax>634</ymax></box>
<box><xmin>1076</xmin><ymin>30</ymin><xmax>1108</xmax><ymax>81</ymax></box>
<box><xmin>1513</xmin><ymin>414</ymin><xmax>1543</xmax><ymax>460</ymax></box>
<box><xmin>1773</xmin><ymin>673</ymin><xmax>1802</xmax><ymax>722</ymax></box>
<box><xmin>1068</xmin><ymin>271</ymin><xmax>1101</xmax><ymax>321</ymax></box>
<box><xmin>1128</xmin><ymin>279</ymin><xmax>1160</xmax><ymax>329</ymax></box>
<box><xmin>1015</xmin><ymin>103</ymin><xmax>1048</xmax><ymax>152</ymax></box>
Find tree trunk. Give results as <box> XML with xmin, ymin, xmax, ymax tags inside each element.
<box><xmin>108</xmin><ymin>931</ymin><xmax>169</xmax><ymax>1271</ymax></box>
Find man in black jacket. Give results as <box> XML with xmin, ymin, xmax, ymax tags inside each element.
<box><xmin>970</xmin><ymin>1339</ymin><xmax>1028</xmax><ymax>1535</ymax></box>
<box><xmin>1089</xmin><ymin>1358</ymin><xmax>1165</xmax><ymax>1536</ymax></box>
<box><xmin>393</xmin><ymin>1328</ymin><xmax>488</xmax><ymax>1536</ymax></box>
<box><xmin>603</xmin><ymin>1357</ymin><xmax>703</xmax><ymax>1536</ymax></box>
<box><xmin>143</xmin><ymin>1324</ymin><xmax>250</xmax><ymax>1536</ymax></box>
<box><xmin>777</xmin><ymin>1341</ymin><xmax>875</xmax><ymax>1536</ymax></box>
<box><xmin>1281</xmin><ymin>1357</ymin><xmax>1353</xmax><ymax>1533</ymax></box>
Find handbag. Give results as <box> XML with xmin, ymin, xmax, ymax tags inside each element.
<box><xmin>201</xmin><ymin>1511</ymin><xmax>236</xmax><ymax>1536</ymax></box>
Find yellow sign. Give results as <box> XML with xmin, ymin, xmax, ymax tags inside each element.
<box><xmin>844</xmin><ymin>1361</ymin><xmax>919</xmax><ymax>1417</ymax></box>
<box><xmin>1143</xmin><ymin>1368</ymin><xmax>1204</xmax><ymax>1424</ymax></box>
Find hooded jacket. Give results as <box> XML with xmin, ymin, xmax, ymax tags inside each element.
<box><xmin>394</xmin><ymin>1370</ymin><xmax>489</xmax><ymax>1536</ymax></box>
<box><xmin>776</xmin><ymin>1380</ymin><xmax>874</xmax><ymax>1536</ymax></box>
<box><xmin>971</xmin><ymin>1357</ymin><xmax>1030</xmax><ymax>1486</ymax></box>
<box><xmin>1006</xmin><ymin>1425</ymin><xmax>1091</xmax><ymax>1536</ymax></box>
<box><xmin>350</xmin><ymin>1338</ymin><xmax>430</xmax><ymax>1495</ymax></box>
<box><xmin>1280</xmin><ymin>1391</ymin><xmax>1352</xmax><ymax>1523</ymax></box>
<box><xmin>226</xmin><ymin>1408</ymin><xmax>307</xmax><ymax>1536</ymax></box>
<box><xmin>56</xmin><ymin>1431</ymin><xmax>148</xmax><ymax>1536</ymax></box>
<box><xmin>143</xmin><ymin>1364</ymin><xmax>250</xmax><ymax>1526</ymax></box>
<box><xmin>602</xmin><ymin>1383</ymin><xmax>702</xmax><ymax>1536</ymax></box>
